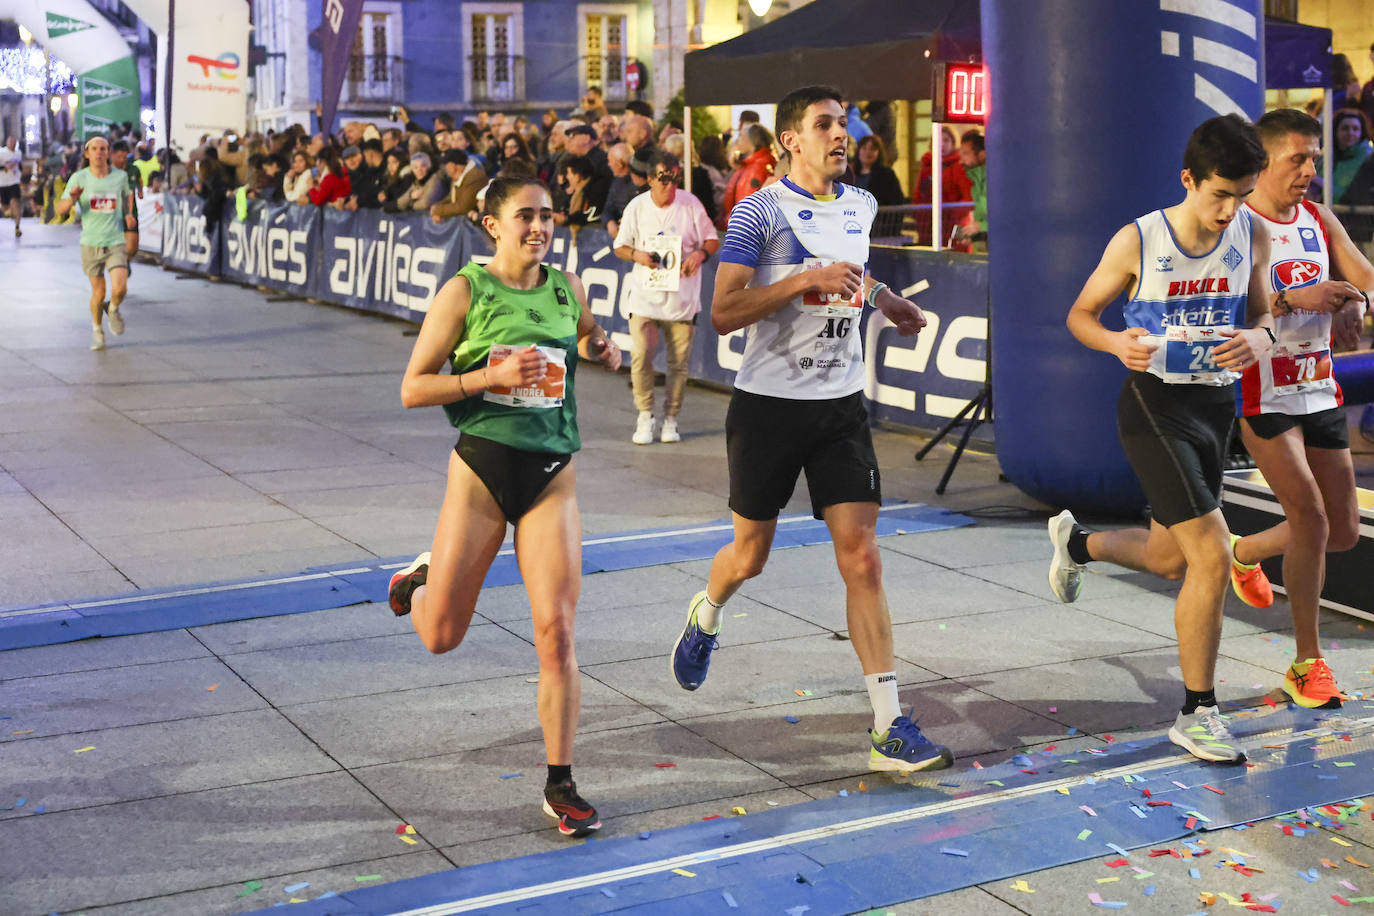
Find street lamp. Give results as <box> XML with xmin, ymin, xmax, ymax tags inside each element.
<box><xmin>747</xmin><ymin>0</ymin><xmax>773</xmax><ymax>15</ymax></box>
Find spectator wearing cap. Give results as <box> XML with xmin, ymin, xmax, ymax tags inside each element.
<box><xmin>431</xmin><ymin>148</ymin><xmax>488</xmax><ymax>223</ymax></box>
<box><xmin>397</xmin><ymin>152</ymin><xmax>441</xmax><ymax>212</ymax></box>
<box><xmin>349</xmin><ymin>138</ymin><xmax>387</xmax><ymax>209</ymax></box>
<box><xmin>564</xmin><ymin>123</ymin><xmax>610</xmax><ymax>179</ymax></box>
<box><xmin>554</xmin><ymin>155</ymin><xmax>610</xmax><ymax>227</ymax></box>
<box><xmin>613</xmin><ymin>149</ymin><xmax>719</xmax><ymax>445</ymax></box>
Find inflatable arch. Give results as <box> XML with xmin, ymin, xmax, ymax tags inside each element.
<box><xmin>985</xmin><ymin>0</ymin><xmax>1265</xmax><ymax>515</ymax></box>
<box><xmin>1</xmin><ymin>0</ymin><xmax>139</xmax><ymax>139</ymax></box>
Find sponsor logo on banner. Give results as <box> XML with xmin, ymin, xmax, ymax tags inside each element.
<box><xmin>164</xmin><ymin>202</ymin><xmax>213</xmax><ymax>266</ymax></box>
<box><xmin>81</xmin><ymin>114</ymin><xmax>116</xmax><ymax>135</ymax></box>
<box><xmin>1273</xmin><ymin>258</ymin><xmax>1322</xmax><ymax>290</ymax></box>
<box><xmin>82</xmin><ymin>78</ymin><xmax>133</xmax><ymax>107</ymax></box>
<box><xmin>325</xmin><ymin>0</ymin><xmax>346</xmax><ymax>30</ymax></box>
<box><xmin>226</xmin><ymin>218</ymin><xmax>309</xmax><ymax>285</ymax></box>
<box><xmin>326</xmin><ymin>218</ymin><xmax>446</xmax><ymax>311</ymax></box>
<box><xmin>46</xmin><ymin>13</ymin><xmax>94</xmax><ymax>38</ymax></box>
<box><xmin>187</xmin><ymin>53</ymin><xmax>241</xmax><ymax>80</ymax></box>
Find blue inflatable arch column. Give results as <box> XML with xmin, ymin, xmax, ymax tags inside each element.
<box><xmin>984</xmin><ymin>0</ymin><xmax>1264</xmax><ymax>515</ymax></box>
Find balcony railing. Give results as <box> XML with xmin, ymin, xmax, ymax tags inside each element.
<box><xmin>342</xmin><ymin>54</ymin><xmax>405</xmax><ymax>106</ymax></box>
<box><xmin>582</xmin><ymin>55</ymin><xmax>630</xmax><ymax>102</ymax></box>
<box><xmin>469</xmin><ymin>55</ymin><xmax>525</xmax><ymax>105</ymax></box>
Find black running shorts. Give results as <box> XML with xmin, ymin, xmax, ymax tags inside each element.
<box><xmin>0</xmin><ymin>185</ymin><xmax>18</xmax><ymax>206</ymax></box>
<box><xmin>455</xmin><ymin>434</ymin><xmax>571</xmax><ymax>522</ymax></box>
<box><xmin>726</xmin><ymin>389</ymin><xmax>881</xmax><ymax>521</ymax></box>
<box><xmin>1242</xmin><ymin>405</ymin><xmax>1349</xmax><ymax>451</ymax></box>
<box><xmin>1117</xmin><ymin>372</ymin><xmax>1235</xmax><ymax>529</ymax></box>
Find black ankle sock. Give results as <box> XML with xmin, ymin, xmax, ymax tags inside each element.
<box><xmin>1066</xmin><ymin>526</ymin><xmax>1093</xmax><ymax>565</ymax></box>
<box><xmin>547</xmin><ymin>764</ymin><xmax>572</xmax><ymax>786</ymax></box>
<box><xmin>1181</xmin><ymin>688</ymin><xmax>1217</xmax><ymax>715</ymax></box>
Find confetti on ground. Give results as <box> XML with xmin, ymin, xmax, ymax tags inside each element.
<box><xmin>33</xmin><ymin>804</ymin><xmax>44</xmax><ymax>814</ymax></box>
<box><xmin>1079</xmin><ymin>829</ymin><xmax>1094</xmax><ymax>841</ymax></box>
<box><xmin>11</xmin><ymin>730</ymin><xmax>33</xmax><ymax>735</ymax></box>
<box><xmin>1049</xmin><ymin>706</ymin><xmax>1058</xmax><ymax>713</ymax></box>
<box><xmin>1173</xmin><ymin>781</ymin><xmax>1190</xmax><ymax>790</ymax></box>
<box><xmin>1349</xmin><ymin>856</ymin><xmax>1371</xmax><ymax>867</ymax></box>
<box><xmin>284</xmin><ymin>883</ymin><xmax>309</xmax><ymax>893</ymax></box>
<box><xmin>1336</xmin><ymin>761</ymin><xmax>1357</xmax><ymax>767</ymax></box>
<box><xmin>794</xmin><ymin>689</ymin><xmax>812</xmax><ymax>696</ymax></box>
<box><xmin>600</xmin><ymin>887</ymin><xmax>616</xmax><ymax>898</ymax></box>
<box><xmin>235</xmin><ymin>881</ymin><xmax>263</xmax><ymax>898</ymax></box>
<box><xmin>400</xmin><ymin>835</ymin><xmax>418</xmax><ymax>845</ymax></box>
<box><xmin>1058</xmin><ymin>787</ymin><xmax>1071</xmax><ymax>795</ymax></box>
<box><xmin>784</xmin><ymin>715</ymin><xmax>800</xmax><ymax>724</ymax></box>
<box><xmin>858</xmin><ymin>781</ymin><xmax>866</xmax><ymax>791</ymax></box>
<box><xmin>1189</xmin><ymin>867</ymin><xmax>1201</xmax><ymax>879</ymax></box>
<box><xmin>74</xmin><ymin>746</ymin><xmax>95</xmax><ymax>753</ymax></box>
<box><xmin>1080</xmin><ymin>805</ymin><xmax>1098</xmax><ymax>817</ymax></box>
<box><xmin>1010</xmin><ymin>879</ymin><xmax>1035</xmax><ymax>893</ymax></box>
<box><xmin>1201</xmin><ymin>784</ymin><xmax>1225</xmax><ymax>795</ymax></box>
<box><xmin>731</xmin><ymin>807</ymin><xmax>747</xmax><ymax>815</ymax></box>
<box><xmin>940</xmin><ymin>848</ymin><xmax>969</xmax><ymax>857</ymax></box>
<box><xmin>672</xmin><ymin>868</ymin><xmax>696</xmax><ymax>877</ymax></box>
<box><xmin>838</xmin><ymin>790</ymin><xmax>849</xmax><ymax>797</ymax></box>
<box><xmin>355</xmin><ymin>875</ymin><xmax>382</xmax><ymax>882</ymax></box>
<box><xmin>1143</xmin><ymin>885</ymin><xmax>1156</xmax><ymax>896</ymax></box>
<box><xmin>655</xmin><ymin>763</ymin><xmax>676</xmax><ymax>768</ymax></box>
<box><xmin>207</xmin><ymin>684</ymin><xmax>218</xmax><ymax>691</ymax></box>
<box><xmin>14</xmin><ymin>798</ymin><xmax>24</xmax><ymax>808</ymax></box>
<box><xmin>1334</xmin><ymin>837</ymin><xmax>1356</xmax><ymax>847</ymax></box>
<box><xmin>722</xmin><ymin>890</ymin><xmax>738</xmax><ymax>907</ymax></box>
<box><xmin>1096</xmin><ymin>877</ymin><xmax>1120</xmax><ymax>884</ymax></box>
<box><xmin>732</xmin><ymin>612</ymin><xmax>747</xmax><ymax>618</ymax></box>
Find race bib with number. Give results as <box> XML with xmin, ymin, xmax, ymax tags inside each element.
<box><xmin>1271</xmin><ymin>339</ymin><xmax>1334</xmax><ymax>396</ymax></box>
<box><xmin>798</xmin><ymin>258</ymin><xmax>862</xmax><ymax>318</ymax></box>
<box><xmin>643</xmin><ymin>234</ymin><xmax>682</xmax><ymax>293</ymax></box>
<box><xmin>88</xmin><ymin>195</ymin><xmax>118</xmax><ymax>213</ymax></box>
<box><xmin>1159</xmin><ymin>325</ymin><xmax>1234</xmax><ymax>384</ymax></box>
<box><xmin>484</xmin><ymin>345</ymin><xmax>567</xmax><ymax>408</ymax></box>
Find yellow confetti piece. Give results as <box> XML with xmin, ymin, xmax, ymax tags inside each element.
<box><xmin>1096</xmin><ymin>877</ymin><xmax>1120</xmax><ymax>884</ymax></box>
<box><xmin>1010</xmin><ymin>879</ymin><xmax>1035</xmax><ymax>894</ymax></box>
<box><xmin>289</xmin><ymin>898</ymin><xmax>306</xmax><ymax>903</ymax></box>
<box><xmin>399</xmin><ymin>835</ymin><xmax>418</xmax><ymax>845</ymax></box>
<box><xmin>74</xmin><ymin>746</ymin><xmax>95</xmax><ymax>753</ymax></box>
<box><xmin>404</xmin><ymin>825</ymin><xmax>416</xmax><ymax>835</ymax></box>
<box><xmin>1057</xmin><ymin>787</ymin><xmax>1070</xmax><ymax>795</ymax></box>
<box><xmin>1332</xmin><ymin>837</ymin><xmax>1355</xmax><ymax>847</ymax></box>
<box><xmin>12</xmin><ymin>730</ymin><xmax>33</xmax><ymax>735</ymax></box>
<box><xmin>732</xmin><ymin>613</ymin><xmax>747</xmax><ymax>618</ymax></box>
<box><xmin>207</xmin><ymin>684</ymin><xmax>219</xmax><ymax>691</ymax></box>
<box><xmin>731</xmin><ymin>807</ymin><xmax>747</xmax><ymax>815</ymax></box>
<box><xmin>672</xmin><ymin>868</ymin><xmax>696</xmax><ymax>877</ymax></box>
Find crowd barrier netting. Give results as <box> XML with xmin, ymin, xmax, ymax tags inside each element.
<box><xmin>161</xmin><ymin>193</ymin><xmax>991</xmax><ymax>433</ymax></box>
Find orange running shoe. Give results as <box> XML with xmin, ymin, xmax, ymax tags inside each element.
<box><xmin>1284</xmin><ymin>657</ymin><xmax>1343</xmax><ymax>709</ymax></box>
<box><xmin>1229</xmin><ymin>534</ymin><xmax>1273</xmax><ymax>608</ymax></box>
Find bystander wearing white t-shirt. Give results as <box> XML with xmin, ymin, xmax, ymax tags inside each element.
<box><xmin>0</xmin><ymin>145</ymin><xmax>21</xmax><ymax>189</ymax></box>
<box><xmin>614</xmin><ymin>189</ymin><xmax>717</xmax><ymax>321</ymax></box>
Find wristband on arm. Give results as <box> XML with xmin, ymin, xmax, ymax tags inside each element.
<box><xmin>865</xmin><ymin>281</ymin><xmax>888</xmax><ymax>308</ymax></box>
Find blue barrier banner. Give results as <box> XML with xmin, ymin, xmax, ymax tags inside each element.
<box><xmin>160</xmin><ymin>193</ymin><xmax>221</xmax><ymax>275</ymax></box>
<box><xmin>316</xmin><ymin>208</ymin><xmax>470</xmax><ymax>318</ymax></box>
<box><xmin>222</xmin><ymin>200</ymin><xmax>318</xmax><ymax>297</ymax></box>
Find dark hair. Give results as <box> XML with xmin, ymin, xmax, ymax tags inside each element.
<box><xmin>739</xmin><ymin>110</ymin><xmax>760</xmax><ymax>125</ymax></box>
<box><xmin>960</xmin><ymin>131</ymin><xmax>984</xmax><ymax>153</ymax></box>
<box><xmin>483</xmin><ymin>176</ymin><xmax>548</xmax><ymax>217</ymax></box>
<box><xmin>648</xmin><ymin>149</ymin><xmax>681</xmax><ymax>173</ymax></box>
<box><xmin>316</xmin><ymin>145</ymin><xmax>343</xmax><ymax>177</ymax></box>
<box><xmin>435</xmin><ymin>112</ymin><xmax>456</xmax><ymax>130</ymax></box>
<box><xmin>1334</xmin><ymin>107</ymin><xmax>1373</xmax><ymax>148</ymax></box>
<box><xmin>500</xmin><ymin>131</ymin><xmax>532</xmax><ymax>162</ymax></box>
<box><xmin>625</xmin><ymin>100</ymin><xmax>654</xmax><ymax>119</ymax></box>
<box><xmin>561</xmin><ymin>155</ymin><xmax>595</xmax><ymax>181</ymax></box>
<box><xmin>775</xmin><ymin>85</ymin><xmax>844</xmax><ymax>137</ymax></box>
<box><xmin>497</xmin><ymin>157</ymin><xmax>538</xmax><ymax>179</ymax></box>
<box><xmin>855</xmin><ymin>134</ymin><xmax>889</xmax><ymax>162</ymax></box>
<box><xmin>1333</xmin><ymin>53</ymin><xmax>1357</xmax><ymax>88</ymax></box>
<box><xmin>1182</xmin><ymin>114</ymin><xmax>1266</xmax><ymax>183</ymax></box>
<box><xmin>265</xmin><ymin>154</ymin><xmax>287</xmax><ymax>171</ymax></box>
<box><xmin>744</xmin><ymin>123</ymin><xmax>774</xmax><ymax>153</ymax></box>
<box><xmin>1255</xmin><ymin>108</ymin><xmax>1321</xmax><ymax>151</ymax></box>
<box><xmin>248</xmin><ymin>152</ymin><xmax>265</xmax><ymax>169</ymax></box>
<box><xmin>697</xmin><ymin>134</ymin><xmax>730</xmax><ymax>172</ymax></box>
<box><xmin>110</xmin><ymin>139</ymin><xmax>129</xmax><ymax>153</ymax></box>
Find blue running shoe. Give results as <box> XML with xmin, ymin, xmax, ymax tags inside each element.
<box><xmin>671</xmin><ymin>591</ymin><xmax>720</xmax><ymax>691</ymax></box>
<box><xmin>868</xmin><ymin>713</ymin><xmax>953</xmax><ymax>773</ymax></box>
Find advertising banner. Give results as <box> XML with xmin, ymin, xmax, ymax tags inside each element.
<box><xmin>222</xmin><ymin>200</ymin><xmax>318</xmax><ymax>297</ymax></box>
<box><xmin>167</xmin><ymin>2</ymin><xmax>250</xmax><ymax>153</ymax></box>
<box><xmin>138</xmin><ymin>190</ymin><xmax>164</xmax><ymax>253</ymax></box>
<box><xmin>317</xmin><ymin>0</ymin><xmax>368</xmax><ymax>136</ymax></box>
<box><xmin>316</xmin><ymin>208</ymin><xmax>469</xmax><ymax>317</ymax></box>
<box><xmin>160</xmin><ymin>192</ymin><xmax>220</xmax><ymax>275</ymax></box>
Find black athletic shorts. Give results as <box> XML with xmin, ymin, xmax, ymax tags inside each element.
<box><xmin>455</xmin><ymin>434</ymin><xmax>571</xmax><ymax>522</ymax></box>
<box><xmin>0</xmin><ymin>185</ymin><xmax>17</xmax><ymax>206</ymax></box>
<box><xmin>1242</xmin><ymin>406</ymin><xmax>1349</xmax><ymax>450</ymax></box>
<box><xmin>726</xmin><ymin>389</ymin><xmax>880</xmax><ymax>521</ymax></box>
<box><xmin>1117</xmin><ymin>372</ymin><xmax>1235</xmax><ymax>529</ymax></box>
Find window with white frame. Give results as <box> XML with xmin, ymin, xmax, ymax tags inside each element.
<box><xmin>578</xmin><ymin>4</ymin><xmax>637</xmax><ymax>101</ymax></box>
<box><xmin>344</xmin><ymin>2</ymin><xmax>403</xmax><ymax>102</ymax></box>
<box><xmin>462</xmin><ymin>3</ymin><xmax>525</xmax><ymax>104</ymax></box>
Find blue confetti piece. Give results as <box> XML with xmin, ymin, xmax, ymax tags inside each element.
<box><xmin>1298</xmin><ymin>869</ymin><xmax>1317</xmax><ymax>882</ymax></box>
<box><xmin>1232</xmin><ymin>854</ymin><xmax>1247</xmax><ymax>866</ymax></box>
<box><xmin>940</xmin><ymin>847</ymin><xmax>970</xmax><ymax>857</ymax></box>
<box><xmin>316</xmin><ymin>891</ymin><xmax>338</xmax><ymax>899</ymax></box>
<box><xmin>1095</xmin><ymin>903</ymin><xmax>1127</xmax><ymax>910</ymax></box>
<box><xmin>1068</xmin><ymin>727</ymin><xmax>1079</xmax><ymax>735</ymax></box>
<box><xmin>1189</xmin><ymin>867</ymin><xmax>1201</xmax><ymax>879</ymax></box>
<box><xmin>15</xmin><ymin>798</ymin><xmax>25</xmax><ymax>808</ymax></box>
<box><xmin>601</xmin><ymin>887</ymin><xmax>616</xmax><ymax>898</ymax></box>
<box><xmin>785</xmin><ymin>907</ymin><xmax>810</xmax><ymax>916</ymax></box>
<box><xmin>722</xmin><ymin>891</ymin><xmax>738</xmax><ymax>908</ymax></box>
<box><xmin>837</xmin><ymin>790</ymin><xmax>848</xmax><ymax>797</ymax></box>
<box><xmin>1143</xmin><ymin>885</ymin><xmax>1156</xmax><ymax>897</ymax></box>
<box><xmin>1012</xmin><ymin>754</ymin><xmax>1033</xmax><ymax>766</ymax></box>
<box><xmin>0</xmin><ymin>716</ymin><xmax>11</xmax><ymax>719</ymax></box>
<box><xmin>33</xmin><ymin>805</ymin><xmax>45</xmax><ymax>814</ymax></box>
<box><xmin>284</xmin><ymin>883</ymin><xmax>309</xmax><ymax>893</ymax></box>
<box><xmin>1318</xmin><ymin>774</ymin><xmax>1338</xmax><ymax>780</ymax></box>
<box><xmin>784</xmin><ymin>715</ymin><xmax>800</xmax><ymax>724</ymax></box>
<box><xmin>1084</xmin><ymin>777</ymin><xmax>1096</xmax><ymax>785</ymax></box>
<box><xmin>1130</xmin><ymin>805</ymin><xmax>1147</xmax><ymax>819</ymax></box>
<box><xmin>1106</xmin><ymin>843</ymin><xmax>1129</xmax><ymax>857</ymax></box>
<box><xmin>938</xmin><ymin>782</ymin><xmax>959</xmax><ymax>787</ymax></box>
<box><xmin>639</xmin><ymin>832</ymin><xmax>651</xmax><ymax>840</ymax></box>
<box><xmin>499</xmin><ymin>773</ymin><xmax>523</xmax><ymax>779</ymax></box>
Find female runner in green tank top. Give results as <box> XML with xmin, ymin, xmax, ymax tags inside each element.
<box><xmin>390</xmin><ymin>177</ymin><xmax>621</xmax><ymax>838</ymax></box>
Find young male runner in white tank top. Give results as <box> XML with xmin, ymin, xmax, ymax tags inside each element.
<box><xmin>1225</xmin><ymin>109</ymin><xmax>1371</xmax><ymax>708</ymax></box>
<box><xmin>1049</xmin><ymin>116</ymin><xmax>1276</xmax><ymax>763</ymax></box>
<box><xmin>668</xmin><ymin>85</ymin><xmax>954</xmax><ymax>775</ymax></box>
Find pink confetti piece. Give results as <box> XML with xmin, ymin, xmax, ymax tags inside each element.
<box><xmin>1342</xmin><ymin>880</ymin><xmax>1359</xmax><ymax>891</ymax></box>
<box><xmin>1173</xmin><ymin>781</ymin><xmax>1190</xmax><ymax>790</ymax></box>
<box><xmin>1080</xmin><ymin>805</ymin><xmax>1098</xmax><ymax>817</ymax></box>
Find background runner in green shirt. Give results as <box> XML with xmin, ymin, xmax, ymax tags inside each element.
<box><xmin>56</xmin><ymin>136</ymin><xmax>136</xmax><ymax>351</ymax></box>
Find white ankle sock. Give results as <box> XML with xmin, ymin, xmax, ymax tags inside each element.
<box><xmin>865</xmin><ymin>671</ymin><xmax>902</xmax><ymax>734</ymax></box>
<box><xmin>695</xmin><ymin>593</ymin><xmax>723</xmax><ymax>632</ymax></box>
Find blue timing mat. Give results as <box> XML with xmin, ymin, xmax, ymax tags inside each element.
<box><xmin>0</xmin><ymin>502</ymin><xmax>971</xmax><ymax>651</ymax></box>
<box><xmin>245</xmin><ymin>706</ymin><xmax>1374</xmax><ymax>915</ymax></box>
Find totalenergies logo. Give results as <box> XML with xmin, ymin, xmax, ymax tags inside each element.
<box><xmin>187</xmin><ymin>52</ymin><xmax>241</xmax><ymax>80</ymax></box>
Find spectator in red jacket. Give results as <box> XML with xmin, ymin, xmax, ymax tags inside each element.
<box><xmin>308</xmin><ymin>146</ymin><xmax>352</xmax><ymax>207</ymax></box>
<box><xmin>717</xmin><ymin>123</ymin><xmax>777</xmax><ymax>230</ymax></box>
<box><xmin>912</xmin><ymin>126</ymin><xmax>971</xmax><ymax>245</ymax></box>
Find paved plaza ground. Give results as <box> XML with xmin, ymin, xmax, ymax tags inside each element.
<box><xmin>2</xmin><ymin>223</ymin><xmax>1374</xmax><ymax>915</ymax></box>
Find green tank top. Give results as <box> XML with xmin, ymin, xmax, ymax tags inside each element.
<box><xmin>443</xmin><ymin>261</ymin><xmax>583</xmax><ymax>454</ymax></box>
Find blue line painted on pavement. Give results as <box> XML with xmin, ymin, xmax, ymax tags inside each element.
<box><xmin>0</xmin><ymin>502</ymin><xmax>970</xmax><ymax>651</ymax></box>
<box><xmin>245</xmin><ymin>707</ymin><xmax>1374</xmax><ymax>915</ymax></box>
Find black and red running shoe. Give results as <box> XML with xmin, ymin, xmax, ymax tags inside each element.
<box><xmin>542</xmin><ymin>779</ymin><xmax>601</xmax><ymax>837</ymax></box>
<box><xmin>388</xmin><ymin>553</ymin><xmax>429</xmax><ymax>617</ymax></box>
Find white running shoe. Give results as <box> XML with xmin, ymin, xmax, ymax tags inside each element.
<box><xmin>90</xmin><ymin>325</ymin><xmax>105</xmax><ymax>351</ymax></box>
<box><xmin>1047</xmin><ymin>509</ymin><xmax>1086</xmax><ymax>603</ymax></box>
<box><xmin>107</xmin><ymin>307</ymin><xmax>125</xmax><ymax>336</ymax></box>
<box><xmin>660</xmin><ymin>416</ymin><xmax>681</xmax><ymax>443</ymax></box>
<box><xmin>1168</xmin><ymin>705</ymin><xmax>1246</xmax><ymax>763</ymax></box>
<box><xmin>632</xmin><ymin>412</ymin><xmax>656</xmax><ymax>445</ymax></box>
